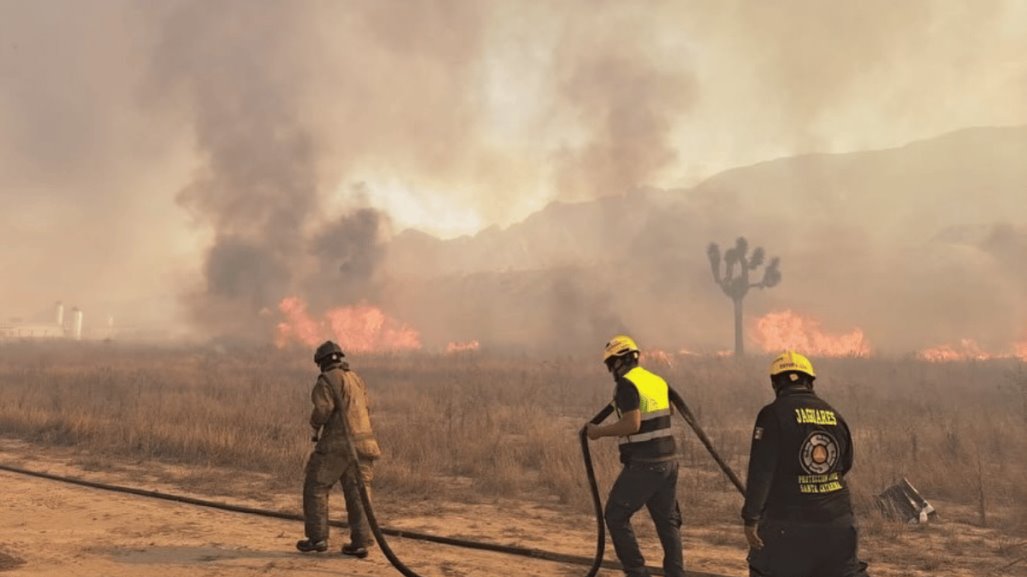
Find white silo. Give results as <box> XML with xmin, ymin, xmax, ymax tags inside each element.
<box><xmin>72</xmin><ymin>308</ymin><xmax>83</xmax><ymax>341</ymax></box>
<box><xmin>55</xmin><ymin>302</ymin><xmax>64</xmax><ymax>327</ymax></box>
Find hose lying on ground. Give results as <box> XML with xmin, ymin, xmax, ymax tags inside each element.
<box><xmin>0</xmin><ymin>385</ymin><xmax>741</xmax><ymax>577</ymax></box>
<box><xmin>340</xmin><ymin>403</ymin><xmax>629</xmax><ymax>577</ymax></box>
<box><xmin>0</xmin><ymin>459</ymin><xmax>701</xmax><ymax>574</ymax></box>
<box><xmin>342</xmin><ymin>384</ymin><xmax>745</xmax><ymax>577</ymax></box>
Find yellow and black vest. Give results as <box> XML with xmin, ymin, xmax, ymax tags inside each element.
<box><xmin>614</xmin><ymin>366</ymin><xmax>676</xmax><ymax>463</ymax></box>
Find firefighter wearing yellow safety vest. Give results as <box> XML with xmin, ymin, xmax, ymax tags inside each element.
<box><xmin>587</xmin><ymin>335</ymin><xmax>685</xmax><ymax>577</ymax></box>
<box><xmin>742</xmin><ymin>351</ymin><xmax>869</xmax><ymax>577</ymax></box>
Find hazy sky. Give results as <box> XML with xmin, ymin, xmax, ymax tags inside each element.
<box><xmin>1</xmin><ymin>0</ymin><xmax>1025</xmax><ymax>331</ymax></box>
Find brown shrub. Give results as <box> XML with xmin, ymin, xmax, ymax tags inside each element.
<box><xmin>0</xmin><ymin>342</ymin><xmax>1023</xmax><ymax>534</ymax></box>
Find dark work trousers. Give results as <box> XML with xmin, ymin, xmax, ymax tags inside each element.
<box><xmin>605</xmin><ymin>459</ymin><xmax>685</xmax><ymax>577</ymax></box>
<box><xmin>748</xmin><ymin>514</ymin><xmax>870</xmax><ymax>577</ymax></box>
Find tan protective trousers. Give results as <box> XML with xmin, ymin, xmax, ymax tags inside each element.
<box><xmin>302</xmin><ymin>450</ymin><xmax>375</xmax><ymax>547</ymax></box>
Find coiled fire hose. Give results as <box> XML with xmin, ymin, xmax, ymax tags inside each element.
<box><xmin>341</xmin><ymin>385</ymin><xmax>745</xmax><ymax>577</ymax></box>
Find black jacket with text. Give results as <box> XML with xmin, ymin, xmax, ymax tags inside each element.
<box><xmin>742</xmin><ymin>386</ymin><xmax>854</xmax><ymax>525</ymax></box>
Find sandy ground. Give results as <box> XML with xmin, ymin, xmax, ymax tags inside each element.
<box><xmin>0</xmin><ymin>438</ymin><xmax>1024</xmax><ymax>577</ymax></box>
<box><xmin>0</xmin><ymin>467</ymin><xmax>613</xmax><ymax>577</ymax></box>
<box><xmin>0</xmin><ymin>438</ymin><xmax>745</xmax><ymax>577</ymax></box>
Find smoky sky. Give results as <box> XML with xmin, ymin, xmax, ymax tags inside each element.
<box><xmin>304</xmin><ymin>206</ymin><xmax>391</xmax><ymax>312</ymax></box>
<box><xmin>1</xmin><ymin>1</ymin><xmax>1025</xmax><ymax>346</ymax></box>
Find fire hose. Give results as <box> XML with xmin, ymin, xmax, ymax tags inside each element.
<box><xmin>0</xmin><ymin>387</ymin><xmax>743</xmax><ymax>577</ymax></box>
<box><xmin>668</xmin><ymin>387</ymin><xmax>747</xmax><ymax>495</ymax></box>
<box><xmin>0</xmin><ymin>459</ymin><xmax>649</xmax><ymax>572</ymax></box>
<box><xmin>340</xmin><ymin>384</ymin><xmax>745</xmax><ymax>577</ymax></box>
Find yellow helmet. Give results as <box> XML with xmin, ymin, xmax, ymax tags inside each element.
<box><xmin>769</xmin><ymin>351</ymin><xmax>816</xmax><ymax>379</ymax></box>
<box><xmin>604</xmin><ymin>335</ymin><xmax>640</xmax><ymax>362</ymax></box>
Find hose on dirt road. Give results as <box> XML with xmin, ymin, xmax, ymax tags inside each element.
<box><xmin>341</xmin><ymin>403</ymin><xmax>618</xmax><ymax>577</ymax></box>
<box><xmin>343</xmin><ymin>384</ymin><xmax>745</xmax><ymax>577</ymax></box>
<box><xmin>0</xmin><ymin>387</ymin><xmax>741</xmax><ymax>577</ymax></box>
<box><xmin>0</xmin><ymin>459</ymin><xmax>643</xmax><ymax>572</ymax></box>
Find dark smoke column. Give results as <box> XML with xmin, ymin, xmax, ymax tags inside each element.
<box><xmin>707</xmin><ymin>237</ymin><xmax>781</xmax><ymax>356</ymax></box>
<box><xmin>146</xmin><ymin>3</ymin><xmax>323</xmax><ymax>341</ymax></box>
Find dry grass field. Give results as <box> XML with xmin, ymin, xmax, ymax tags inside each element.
<box><xmin>1</xmin><ymin>341</ymin><xmax>1025</xmax><ymax>575</ymax></box>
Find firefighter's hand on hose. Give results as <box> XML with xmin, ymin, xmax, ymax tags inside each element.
<box><xmin>585</xmin><ymin>423</ymin><xmax>602</xmax><ymax>440</ymax></box>
<box><xmin>744</xmin><ymin>523</ymin><xmax>764</xmax><ymax>550</ymax></box>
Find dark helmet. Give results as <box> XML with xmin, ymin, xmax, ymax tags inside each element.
<box><xmin>314</xmin><ymin>340</ymin><xmax>345</xmax><ymax>365</ymax></box>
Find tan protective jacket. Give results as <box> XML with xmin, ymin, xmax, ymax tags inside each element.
<box><xmin>310</xmin><ymin>363</ymin><xmax>382</xmax><ymax>460</ymax></box>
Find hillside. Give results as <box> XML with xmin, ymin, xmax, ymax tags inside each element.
<box><xmin>381</xmin><ymin>126</ymin><xmax>1027</xmax><ymax>353</ymax></box>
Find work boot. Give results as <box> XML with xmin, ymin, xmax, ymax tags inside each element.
<box><xmin>341</xmin><ymin>543</ymin><xmax>369</xmax><ymax>559</ymax></box>
<box><xmin>296</xmin><ymin>538</ymin><xmax>328</xmax><ymax>553</ymax></box>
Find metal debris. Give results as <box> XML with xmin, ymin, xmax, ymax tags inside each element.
<box><xmin>876</xmin><ymin>477</ymin><xmax>937</xmax><ymax>524</ymax></box>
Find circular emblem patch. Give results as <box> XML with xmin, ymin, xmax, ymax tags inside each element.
<box><xmin>799</xmin><ymin>431</ymin><xmax>839</xmax><ymax>475</ymax></box>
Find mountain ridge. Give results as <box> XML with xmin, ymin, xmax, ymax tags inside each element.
<box><xmin>378</xmin><ymin>125</ymin><xmax>1027</xmax><ymax>354</ymax></box>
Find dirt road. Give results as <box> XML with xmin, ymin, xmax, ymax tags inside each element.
<box><xmin>0</xmin><ymin>436</ymin><xmax>753</xmax><ymax>577</ymax></box>
<box><xmin>2</xmin><ymin>437</ymin><xmax>1018</xmax><ymax>577</ymax></box>
<box><xmin>0</xmin><ymin>467</ymin><xmax>616</xmax><ymax>577</ymax></box>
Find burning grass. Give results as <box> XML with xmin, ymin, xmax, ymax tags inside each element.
<box><xmin>0</xmin><ymin>342</ymin><xmax>1024</xmax><ymax>538</ymax></box>
<box><xmin>275</xmin><ymin>297</ymin><xmax>421</xmax><ymax>352</ymax></box>
<box><xmin>752</xmin><ymin>310</ymin><xmax>872</xmax><ymax>357</ymax></box>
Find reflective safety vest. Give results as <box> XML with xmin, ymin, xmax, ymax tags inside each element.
<box><xmin>616</xmin><ymin>366</ymin><xmax>673</xmax><ymax>446</ymax></box>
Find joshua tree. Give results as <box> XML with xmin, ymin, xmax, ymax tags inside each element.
<box><xmin>707</xmin><ymin>237</ymin><xmax>781</xmax><ymax>356</ymax></box>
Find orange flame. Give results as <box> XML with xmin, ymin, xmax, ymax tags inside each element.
<box><xmin>752</xmin><ymin>310</ymin><xmax>871</xmax><ymax>357</ymax></box>
<box><xmin>275</xmin><ymin>297</ymin><xmax>421</xmax><ymax>352</ymax></box>
<box><xmin>275</xmin><ymin>297</ymin><xmax>323</xmax><ymax>348</ymax></box>
<box><xmin>446</xmin><ymin>340</ymin><xmax>481</xmax><ymax>353</ymax></box>
<box><xmin>640</xmin><ymin>349</ymin><xmax>675</xmax><ymax>367</ymax></box>
<box><xmin>918</xmin><ymin>337</ymin><xmax>1027</xmax><ymax>362</ymax></box>
<box><xmin>917</xmin><ymin>339</ymin><xmax>993</xmax><ymax>362</ymax></box>
<box><xmin>324</xmin><ymin>304</ymin><xmax>421</xmax><ymax>353</ymax></box>
<box><xmin>677</xmin><ymin>348</ymin><xmax>733</xmax><ymax>358</ymax></box>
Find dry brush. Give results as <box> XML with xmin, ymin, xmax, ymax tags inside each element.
<box><xmin>0</xmin><ymin>342</ymin><xmax>1023</xmax><ymax>535</ymax></box>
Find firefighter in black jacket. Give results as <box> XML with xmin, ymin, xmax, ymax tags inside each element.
<box><xmin>742</xmin><ymin>351</ymin><xmax>869</xmax><ymax>577</ymax></box>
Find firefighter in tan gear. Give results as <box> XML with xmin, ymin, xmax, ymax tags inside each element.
<box><xmin>296</xmin><ymin>341</ymin><xmax>381</xmax><ymax>558</ymax></box>
<box><xmin>742</xmin><ymin>351</ymin><xmax>869</xmax><ymax>577</ymax></box>
<box><xmin>586</xmin><ymin>335</ymin><xmax>685</xmax><ymax>577</ymax></box>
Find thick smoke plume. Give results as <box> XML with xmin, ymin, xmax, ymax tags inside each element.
<box><xmin>1</xmin><ymin>1</ymin><xmax>1025</xmax><ymax>350</ymax></box>
<box><xmin>142</xmin><ymin>1</ymin><xmax>488</xmax><ymax>339</ymax></box>
<box><xmin>145</xmin><ymin>2</ymin><xmax>324</xmax><ymax>338</ymax></box>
